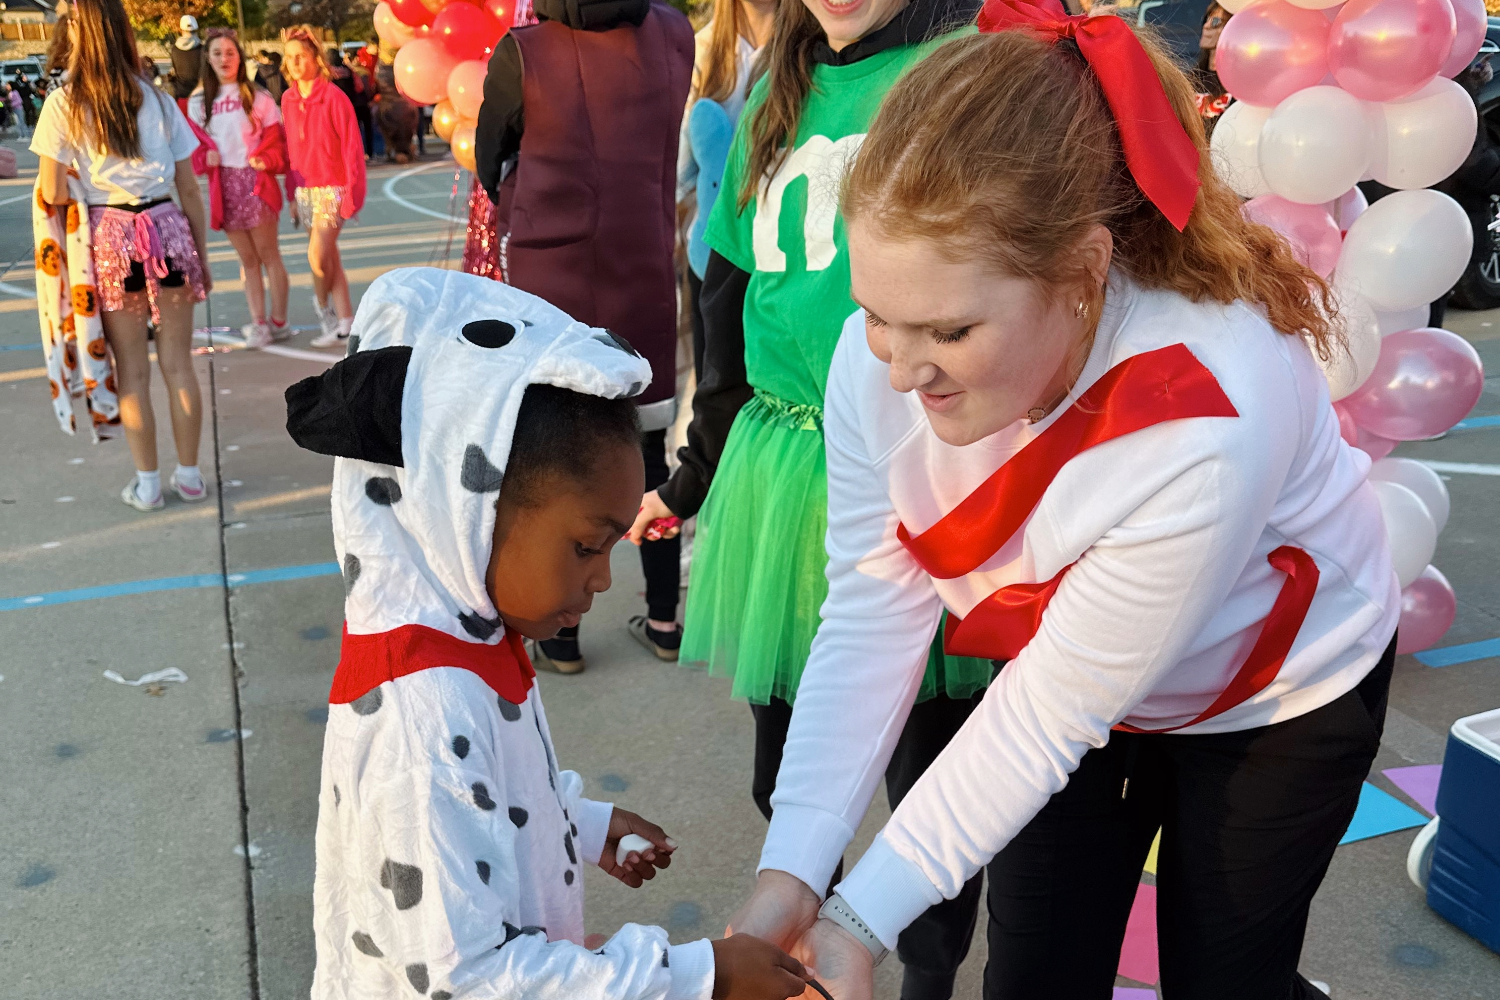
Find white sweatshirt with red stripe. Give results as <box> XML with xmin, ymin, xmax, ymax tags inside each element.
<box><xmin>759</xmin><ymin>274</ymin><xmax>1400</xmax><ymax>947</ymax></box>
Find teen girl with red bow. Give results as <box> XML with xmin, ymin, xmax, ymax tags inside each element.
<box><xmin>728</xmin><ymin>2</ymin><xmax>1399</xmax><ymax>998</ymax></box>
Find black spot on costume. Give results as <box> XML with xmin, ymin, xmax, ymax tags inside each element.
<box><xmin>378</xmin><ymin>859</ymin><xmax>424</xmax><ymax>910</ymax></box>
<box><xmin>365</xmin><ymin>476</ymin><xmax>402</xmax><ymax>505</ymax></box>
<box><xmin>350</xmin><ymin>688</ymin><xmax>383</xmax><ymax>715</ymax></box>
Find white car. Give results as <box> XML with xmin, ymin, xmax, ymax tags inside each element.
<box><xmin>1</xmin><ymin>58</ymin><xmax>46</xmax><ymax>88</ymax></box>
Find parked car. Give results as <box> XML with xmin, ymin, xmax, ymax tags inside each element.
<box><xmin>0</xmin><ymin>58</ymin><xmax>45</xmax><ymax>88</ymax></box>
<box><xmin>1446</xmin><ymin>27</ymin><xmax>1500</xmax><ymax>309</ymax></box>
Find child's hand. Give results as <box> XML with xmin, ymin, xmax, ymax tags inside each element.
<box><xmin>600</xmin><ymin>808</ymin><xmax>676</xmax><ymax>888</ymax></box>
<box><xmin>710</xmin><ymin>933</ymin><xmax>814</xmax><ymax>1000</ymax></box>
<box><xmin>627</xmin><ymin>490</ymin><xmax>680</xmax><ymax>545</ymax></box>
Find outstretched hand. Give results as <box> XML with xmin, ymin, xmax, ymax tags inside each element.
<box><xmin>711</xmin><ymin>933</ymin><xmax>814</xmax><ymax>1000</ymax></box>
<box><xmin>788</xmin><ymin>920</ymin><xmax>874</xmax><ymax>1000</ymax></box>
<box><xmin>599</xmin><ymin>808</ymin><xmax>676</xmax><ymax>888</ymax></box>
<box><xmin>627</xmin><ymin>490</ymin><xmax>681</xmax><ymax>546</ymax></box>
<box><xmin>726</xmin><ymin>869</ymin><xmax>823</xmax><ymax>951</ymax></box>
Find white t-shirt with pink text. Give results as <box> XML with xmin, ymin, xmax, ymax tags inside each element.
<box><xmin>187</xmin><ymin>86</ymin><xmax>280</xmax><ymax>169</ymax></box>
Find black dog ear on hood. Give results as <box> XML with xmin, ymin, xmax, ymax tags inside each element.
<box><xmin>285</xmin><ymin>345</ymin><xmax>412</xmax><ymax>467</ymax></box>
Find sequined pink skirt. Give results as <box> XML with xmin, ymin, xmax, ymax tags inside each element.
<box><xmin>89</xmin><ymin>202</ymin><xmax>207</xmax><ymax>322</ymax></box>
<box><xmin>221</xmin><ymin>166</ymin><xmax>273</xmax><ymax>231</ymax></box>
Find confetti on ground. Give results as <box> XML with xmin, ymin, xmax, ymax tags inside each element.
<box><xmin>1383</xmin><ymin>765</ymin><xmax>1442</xmax><ymax>816</ymax></box>
<box><xmin>1117</xmin><ymin>881</ymin><xmax>1159</xmax><ymax>985</ymax></box>
<box><xmin>102</xmin><ymin>667</ymin><xmax>188</xmax><ymax>687</ymax></box>
<box><xmin>233</xmin><ymin>842</ymin><xmax>262</xmax><ymax>858</ymax></box>
<box><xmin>1339</xmin><ymin>783</ymin><xmax>1428</xmax><ymax>845</ymax></box>
<box><xmin>1113</xmin><ymin>989</ymin><xmax>1157</xmax><ymax>999</ymax></box>
<box><xmin>1144</xmin><ymin>828</ymin><xmax>1160</xmax><ymax>875</ymax></box>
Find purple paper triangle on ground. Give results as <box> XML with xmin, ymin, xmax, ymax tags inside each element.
<box><xmin>1382</xmin><ymin>764</ymin><xmax>1442</xmax><ymax>816</ymax></box>
<box><xmin>1339</xmin><ymin>782</ymin><xmax>1429</xmax><ymax>845</ymax></box>
<box><xmin>1113</xmin><ymin>989</ymin><xmax>1158</xmax><ymax>999</ymax></box>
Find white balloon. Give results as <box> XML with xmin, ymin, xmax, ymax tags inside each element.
<box><xmin>1335</xmin><ymin>189</ymin><xmax>1473</xmax><ymax>311</ymax></box>
<box><xmin>1370</xmin><ymin>457</ymin><xmax>1451</xmax><ymax>533</ymax></box>
<box><xmin>1375</xmin><ymin>305</ymin><xmax>1431</xmax><ymax>337</ymax></box>
<box><xmin>1328</xmin><ymin>186</ymin><xmax>1369</xmax><ymax>231</ymax></box>
<box><xmin>1373</xmin><ymin>480</ymin><xmax>1438</xmax><ymax>589</ymax></box>
<box><xmin>1211</xmin><ymin>101</ymin><xmax>1273</xmax><ymax>199</ymax></box>
<box><xmin>1316</xmin><ymin>281</ymin><xmax>1382</xmax><ymax>400</ymax></box>
<box><xmin>1260</xmin><ymin>87</ymin><xmax>1373</xmax><ymax>205</ymax></box>
<box><xmin>1368</xmin><ymin>78</ymin><xmax>1479</xmax><ymax>190</ymax></box>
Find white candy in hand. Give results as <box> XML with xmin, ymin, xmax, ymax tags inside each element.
<box><xmin>615</xmin><ymin>834</ymin><xmax>657</xmax><ymax>868</ymax></box>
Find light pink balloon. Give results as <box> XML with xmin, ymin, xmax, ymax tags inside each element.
<box><xmin>1329</xmin><ymin>186</ymin><xmax>1369</xmax><ymax>232</ymax></box>
<box><xmin>1329</xmin><ymin>0</ymin><xmax>1459</xmax><ymax>101</ymax></box>
<box><xmin>1355</xmin><ymin>424</ymin><xmax>1398</xmax><ymax>459</ymax></box>
<box><xmin>394</xmin><ymin>37</ymin><xmax>458</xmax><ymax>106</ymax></box>
<box><xmin>1441</xmin><ymin>0</ymin><xmax>1488</xmax><ymax>77</ymax></box>
<box><xmin>447</xmin><ymin>59</ymin><xmax>487</xmax><ymax>120</ymax></box>
<box><xmin>1397</xmin><ymin>564</ymin><xmax>1457</xmax><ymax>653</ymax></box>
<box><xmin>1243</xmin><ymin>194</ymin><xmax>1343</xmax><ymax>276</ymax></box>
<box><xmin>1343</xmin><ymin>327</ymin><xmax>1485</xmax><ymax>439</ymax></box>
<box><xmin>1334</xmin><ymin>401</ymin><xmax>1361</xmax><ymax>444</ymax></box>
<box><xmin>1217</xmin><ymin>2</ymin><xmax>1331</xmax><ymax>106</ymax></box>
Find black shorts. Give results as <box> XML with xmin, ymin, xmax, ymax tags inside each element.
<box><xmin>122</xmin><ymin>258</ymin><xmax>186</xmax><ymax>294</ymax></box>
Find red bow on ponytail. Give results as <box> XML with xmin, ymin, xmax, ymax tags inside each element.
<box><xmin>976</xmin><ymin>0</ymin><xmax>1201</xmax><ymax>231</ymax></box>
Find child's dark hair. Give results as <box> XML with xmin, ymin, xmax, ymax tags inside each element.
<box><xmin>500</xmin><ymin>384</ymin><xmax>640</xmax><ymax>508</ymax></box>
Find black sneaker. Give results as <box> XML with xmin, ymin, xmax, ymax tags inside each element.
<box><xmin>628</xmin><ymin>616</ymin><xmax>682</xmax><ymax>662</ymax></box>
<box><xmin>533</xmin><ymin>630</ymin><xmax>585</xmax><ymax>674</ymax></box>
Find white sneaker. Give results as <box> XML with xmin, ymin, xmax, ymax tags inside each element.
<box><xmin>169</xmin><ymin>470</ymin><xmax>208</xmax><ymax>503</ymax></box>
<box><xmin>120</xmin><ymin>477</ymin><xmax>165</xmax><ymax>512</ymax></box>
<box><xmin>267</xmin><ymin>319</ymin><xmax>292</xmax><ymax>342</ymax></box>
<box><xmin>310</xmin><ymin>305</ymin><xmax>344</xmax><ymax>348</ymax></box>
<box><xmin>242</xmin><ymin>321</ymin><xmax>272</xmax><ymax>349</ymax></box>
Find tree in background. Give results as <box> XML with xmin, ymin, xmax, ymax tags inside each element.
<box><xmin>269</xmin><ymin>0</ymin><xmax>375</xmax><ymax>39</ymax></box>
<box><xmin>125</xmin><ymin>0</ymin><xmax>268</xmax><ymax>40</ymax></box>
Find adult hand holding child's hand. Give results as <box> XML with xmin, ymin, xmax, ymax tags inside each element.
<box><xmin>599</xmin><ymin>808</ymin><xmax>675</xmax><ymax>888</ymax></box>
<box><xmin>789</xmin><ymin>919</ymin><xmax>874</xmax><ymax>1000</ymax></box>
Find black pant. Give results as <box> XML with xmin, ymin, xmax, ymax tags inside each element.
<box><xmin>640</xmin><ymin>428</ymin><xmax>680</xmax><ymax>622</ymax></box>
<box><xmin>355</xmin><ymin>104</ymin><xmax>375</xmax><ymax>158</ymax></box>
<box><xmin>687</xmin><ymin>268</ymin><xmax>706</xmax><ymax>384</ymax></box>
<box><xmin>752</xmin><ymin>689</ymin><xmax>988</xmax><ymax>1000</ymax></box>
<box><xmin>983</xmin><ymin>637</ymin><xmax>1395</xmax><ymax>1000</ymax></box>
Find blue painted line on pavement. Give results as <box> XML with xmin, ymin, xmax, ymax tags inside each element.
<box><xmin>1414</xmin><ymin>637</ymin><xmax>1500</xmax><ymax>668</ymax></box>
<box><xmin>1452</xmin><ymin>414</ymin><xmax>1500</xmax><ymax>431</ymax></box>
<box><xmin>0</xmin><ymin>561</ymin><xmax>341</xmax><ymax>612</ymax></box>
<box><xmin>1</xmin><ymin>343</ymin><xmax>41</xmax><ymax>351</ymax></box>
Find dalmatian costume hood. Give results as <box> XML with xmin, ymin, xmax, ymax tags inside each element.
<box><xmin>287</xmin><ymin>267</ymin><xmax>714</xmax><ymax>1000</ymax></box>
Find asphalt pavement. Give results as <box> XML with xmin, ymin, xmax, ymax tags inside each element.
<box><xmin>1</xmin><ymin>135</ymin><xmax>1497</xmax><ymax>999</ymax></box>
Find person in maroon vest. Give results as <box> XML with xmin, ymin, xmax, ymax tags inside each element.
<box><xmin>475</xmin><ymin>0</ymin><xmax>694</xmax><ymax>674</ymax></box>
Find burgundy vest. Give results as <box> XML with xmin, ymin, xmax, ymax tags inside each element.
<box><xmin>498</xmin><ymin>4</ymin><xmax>693</xmax><ymax>408</ymax></box>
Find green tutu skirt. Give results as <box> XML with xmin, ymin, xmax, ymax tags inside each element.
<box><xmin>680</xmin><ymin>389</ymin><xmax>992</xmax><ymax>705</ymax></box>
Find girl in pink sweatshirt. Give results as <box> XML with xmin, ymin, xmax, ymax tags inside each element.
<box><xmin>281</xmin><ymin>26</ymin><xmax>366</xmax><ymax>348</ymax></box>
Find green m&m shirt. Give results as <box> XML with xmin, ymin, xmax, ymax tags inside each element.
<box><xmin>703</xmin><ymin>31</ymin><xmax>966</xmax><ymax>410</ymax></box>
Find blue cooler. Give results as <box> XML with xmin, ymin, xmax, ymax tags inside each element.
<box><xmin>1425</xmin><ymin>707</ymin><xmax>1500</xmax><ymax>953</ymax></box>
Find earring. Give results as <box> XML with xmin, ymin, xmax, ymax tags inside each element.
<box><xmin>1075</xmin><ymin>299</ymin><xmax>1089</xmax><ymax>319</ymax></box>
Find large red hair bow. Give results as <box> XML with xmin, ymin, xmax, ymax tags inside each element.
<box><xmin>976</xmin><ymin>0</ymin><xmax>1201</xmax><ymax>231</ymax></box>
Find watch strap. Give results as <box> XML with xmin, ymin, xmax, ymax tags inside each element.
<box><xmin>818</xmin><ymin>892</ymin><xmax>888</xmax><ymax>966</ymax></box>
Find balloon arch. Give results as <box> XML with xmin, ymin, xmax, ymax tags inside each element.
<box><xmin>372</xmin><ymin>0</ymin><xmax>512</xmax><ymax>172</ymax></box>
<box><xmin>1209</xmin><ymin>0</ymin><xmax>1487</xmax><ymax>652</ymax></box>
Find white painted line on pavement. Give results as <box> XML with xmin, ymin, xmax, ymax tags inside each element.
<box><xmin>0</xmin><ymin>280</ymin><xmax>35</xmax><ymax>300</ymax></box>
<box><xmin>260</xmin><ymin>344</ymin><xmax>342</xmax><ymax>364</ymax></box>
<box><xmin>1419</xmin><ymin>460</ymin><xmax>1500</xmax><ymax>477</ymax></box>
<box><xmin>0</xmin><ymin>191</ymin><xmax>32</xmax><ymax>207</ymax></box>
<box><xmin>383</xmin><ymin>160</ymin><xmax>466</xmax><ymax>223</ymax></box>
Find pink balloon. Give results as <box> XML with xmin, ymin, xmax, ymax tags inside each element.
<box><xmin>1242</xmin><ymin>194</ymin><xmax>1343</xmax><ymax>276</ymax></box>
<box><xmin>1397</xmin><ymin>564</ymin><xmax>1457</xmax><ymax>653</ymax></box>
<box><xmin>1441</xmin><ymin>0</ymin><xmax>1487</xmax><ymax>77</ymax></box>
<box><xmin>1216</xmin><ymin>2</ymin><xmax>1331</xmax><ymax>106</ymax></box>
<box><xmin>1355</xmin><ymin>424</ymin><xmax>1399</xmax><ymax>459</ymax></box>
<box><xmin>1343</xmin><ymin>327</ymin><xmax>1485</xmax><ymax>439</ymax></box>
<box><xmin>447</xmin><ymin>59</ymin><xmax>487</xmax><ymax>121</ymax></box>
<box><xmin>432</xmin><ymin>0</ymin><xmax>504</xmax><ymax>62</ymax></box>
<box><xmin>394</xmin><ymin>37</ymin><xmax>459</xmax><ymax>106</ymax></box>
<box><xmin>1329</xmin><ymin>0</ymin><xmax>1458</xmax><ymax>101</ymax></box>
<box><xmin>1334</xmin><ymin>401</ymin><xmax>1360</xmax><ymax>444</ymax></box>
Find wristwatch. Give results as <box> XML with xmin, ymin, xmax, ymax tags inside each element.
<box><xmin>818</xmin><ymin>892</ymin><xmax>888</xmax><ymax>966</ymax></box>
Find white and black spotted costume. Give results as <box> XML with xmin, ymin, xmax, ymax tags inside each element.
<box><xmin>288</xmin><ymin>268</ymin><xmax>715</xmax><ymax>1000</ymax></box>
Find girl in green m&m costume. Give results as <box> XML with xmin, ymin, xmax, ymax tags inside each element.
<box><xmin>629</xmin><ymin>0</ymin><xmax>988</xmax><ymax>995</ymax></box>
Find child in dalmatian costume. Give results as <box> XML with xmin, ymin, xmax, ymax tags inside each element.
<box><xmin>287</xmin><ymin>268</ymin><xmax>811</xmax><ymax>1000</ymax></box>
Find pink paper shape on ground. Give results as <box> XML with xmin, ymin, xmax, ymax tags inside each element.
<box><xmin>1384</xmin><ymin>764</ymin><xmax>1442</xmax><ymax>815</ymax></box>
<box><xmin>1117</xmin><ymin>881</ymin><xmax>1160</xmax><ymax>985</ymax></box>
<box><xmin>1113</xmin><ymin>989</ymin><xmax>1158</xmax><ymax>999</ymax></box>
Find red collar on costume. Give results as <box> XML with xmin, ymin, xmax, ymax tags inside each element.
<box><xmin>329</xmin><ymin>623</ymin><xmax>536</xmax><ymax>707</ymax></box>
